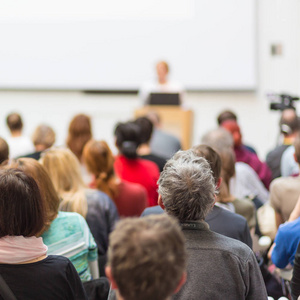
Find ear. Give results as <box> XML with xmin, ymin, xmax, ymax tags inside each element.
<box><xmin>294</xmin><ymin>152</ymin><xmax>298</xmax><ymax>163</ymax></box>
<box><xmin>105</xmin><ymin>266</ymin><xmax>118</xmax><ymax>290</ymax></box>
<box><xmin>173</xmin><ymin>272</ymin><xmax>187</xmax><ymax>294</ymax></box>
<box><xmin>216</xmin><ymin>177</ymin><xmax>222</xmax><ymax>189</ymax></box>
<box><xmin>158</xmin><ymin>194</ymin><xmax>165</xmax><ymax>210</ymax></box>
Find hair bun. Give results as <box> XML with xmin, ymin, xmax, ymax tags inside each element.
<box><xmin>121</xmin><ymin>141</ymin><xmax>138</xmax><ymax>159</ymax></box>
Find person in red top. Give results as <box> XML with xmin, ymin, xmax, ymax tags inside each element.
<box><xmin>221</xmin><ymin>120</ymin><xmax>272</xmax><ymax>189</ymax></box>
<box><xmin>113</xmin><ymin>121</ymin><xmax>160</xmax><ymax>207</ymax></box>
<box><xmin>83</xmin><ymin>139</ymin><xmax>147</xmax><ymax>217</ymax></box>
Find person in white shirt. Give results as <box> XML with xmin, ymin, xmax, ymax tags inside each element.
<box><xmin>6</xmin><ymin>112</ymin><xmax>34</xmax><ymax>159</ymax></box>
<box><xmin>139</xmin><ymin>61</ymin><xmax>184</xmax><ymax>106</ymax></box>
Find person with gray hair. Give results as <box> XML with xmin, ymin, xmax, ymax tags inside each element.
<box><xmin>157</xmin><ymin>149</ymin><xmax>267</xmax><ymax>300</ymax></box>
<box><xmin>158</xmin><ymin>150</ymin><xmax>215</xmax><ymax>222</ymax></box>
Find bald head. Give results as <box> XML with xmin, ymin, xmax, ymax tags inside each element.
<box><xmin>280</xmin><ymin>109</ymin><xmax>299</xmax><ymax>135</ymax></box>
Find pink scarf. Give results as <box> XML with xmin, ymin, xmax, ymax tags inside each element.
<box><xmin>0</xmin><ymin>236</ymin><xmax>48</xmax><ymax>264</ymax></box>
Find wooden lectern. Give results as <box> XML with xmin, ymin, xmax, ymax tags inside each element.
<box><xmin>134</xmin><ymin>106</ymin><xmax>193</xmax><ymax>150</ymax></box>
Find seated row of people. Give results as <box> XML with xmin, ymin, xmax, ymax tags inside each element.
<box><xmin>2</xmin><ymin>108</ymin><xmax>300</xmax><ymax>298</ymax></box>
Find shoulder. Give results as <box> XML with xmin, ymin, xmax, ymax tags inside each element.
<box><xmin>138</xmin><ymin>158</ymin><xmax>160</xmax><ymax>173</ymax></box>
<box><xmin>282</xmin><ymin>145</ymin><xmax>295</xmax><ymax>156</ymax></box>
<box><xmin>41</xmin><ymin>255</ymin><xmax>73</xmax><ymax>270</ymax></box>
<box><xmin>185</xmin><ymin>227</ymin><xmax>252</xmax><ymax>258</ymax></box>
<box><xmin>119</xmin><ymin>180</ymin><xmax>147</xmax><ymax>194</ymax></box>
<box><xmin>277</xmin><ymin>218</ymin><xmax>300</xmax><ymax>236</ymax></box>
<box><xmin>271</xmin><ymin>176</ymin><xmax>300</xmax><ymax>190</ymax></box>
<box><xmin>56</xmin><ymin>211</ymin><xmax>85</xmax><ymax>222</ymax></box>
<box><xmin>209</xmin><ymin>231</ymin><xmax>254</xmax><ymax>263</ymax></box>
<box><xmin>141</xmin><ymin>205</ymin><xmax>164</xmax><ymax>216</ymax></box>
<box><xmin>86</xmin><ymin>188</ymin><xmax>112</xmax><ymax>206</ymax></box>
<box><xmin>210</xmin><ymin>206</ymin><xmax>247</xmax><ymax>224</ymax></box>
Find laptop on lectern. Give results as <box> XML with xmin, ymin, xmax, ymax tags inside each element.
<box><xmin>148</xmin><ymin>93</ymin><xmax>180</xmax><ymax>105</ymax></box>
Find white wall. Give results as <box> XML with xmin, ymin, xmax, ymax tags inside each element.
<box><xmin>0</xmin><ymin>0</ymin><xmax>299</xmax><ymax>160</ymax></box>
<box><xmin>0</xmin><ymin>0</ymin><xmax>256</xmax><ymax>90</ymax></box>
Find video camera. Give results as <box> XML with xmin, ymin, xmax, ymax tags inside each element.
<box><xmin>268</xmin><ymin>93</ymin><xmax>299</xmax><ymax>111</ymax></box>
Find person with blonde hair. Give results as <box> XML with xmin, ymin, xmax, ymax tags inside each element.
<box><xmin>82</xmin><ymin>140</ymin><xmax>147</xmax><ymax>217</ymax></box>
<box><xmin>40</xmin><ymin>147</ymin><xmax>119</xmax><ymax>276</ymax></box>
<box><xmin>8</xmin><ymin>158</ymin><xmax>99</xmax><ymax>282</ymax></box>
<box><xmin>41</xmin><ymin>147</ymin><xmax>88</xmax><ymax>218</ymax></box>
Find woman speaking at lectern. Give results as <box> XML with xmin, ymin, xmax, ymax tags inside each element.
<box><xmin>139</xmin><ymin>61</ymin><xmax>184</xmax><ymax>106</ymax></box>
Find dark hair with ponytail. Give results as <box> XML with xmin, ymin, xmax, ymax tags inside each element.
<box><xmin>114</xmin><ymin>122</ymin><xmax>141</xmax><ymax>159</ymax></box>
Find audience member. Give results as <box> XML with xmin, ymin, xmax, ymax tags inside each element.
<box><xmin>139</xmin><ymin>60</ymin><xmax>184</xmax><ymax>106</ymax></box>
<box><xmin>40</xmin><ymin>147</ymin><xmax>119</xmax><ymax>276</ymax></box>
<box><xmin>221</xmin><ymin>119</ymin><xmax>272</xmax><ymax>189</ymax></box>
<box><xmin>10</xmin><ymin>158</ymin><xmax>99</xmax><ymax>282</ymax></box>
<box><xmin>147</xmin><ymin>111</ymin><xmax>181</xmax><ymax>159</ymax></box>
<box><xmin>142</xmin><ymin>144</ymin><xmax>253</xmax><ymax>248</ymax></box>
<box><xmin>22</xmin><ymin>124</ymin><xmax>56</xmax><ymax>160</ymax></box>
<box><xmin>191</xmin><ymin>145</ymin><xmax>253</xmax><ymax>246</ymax></box>
<box><xmin>0</xmin><ymin>137</ymin><xmax>9</xmax><ymax>164</ymax></box>
<box><xmin>266</xmin><ymin>108</ymin><xmax>299</xmax><ymax>179</ymax></box>
<box><xmin>268</xmin><ymin>215</ymin><xmax>300</xmax><ymax>269</ymax></box>
<box><xmin>135</xmin><ymin>116</ymin><xmax>166</xmax><ymax>172</ymax></box>
<box><xmin>217</xmin><ymin>147</ymin><xmax>256</xmax><ymax>230</ymax></box>
<box><xmin>270</xmin><ymin>133</ymin><xmax>300</xmax><ymax>228</ymax></box>
<box><xmin>157</xmin><ymin>150</ymin><xmax>267</xmax><ymax>299</ymax></box>
<box><xmin>201</xmin><ymin>128</ymin><xmax>266</xmax><ymax>205</ymax></box>
<box><xmin>66</xmin><ymin>114</ymin><xmax>93</xmax><ymax>184</ymax></box>
<box><xmin>0</xmin><ymin>168</ymin><xmax>87</xmax><ymax>299</ymax></box>
<box><xmin>217</xmin><ymin>109</ymin><xmax>256</xmax><ymax>154</ymax></box>
<box><xmin>114</xmin><ymin>121</ymin><xmax>159</xmax><ymax>206</ymax></box>
<box><xmin>6</xmin><ymin>112</ymin><xmax>34</xmax><ymax>158</ymax></box>
<box><xmin>106</xmin><ymin>214</ymin><xmax>187</xmax><ymax>300</ymax></box>
<box><xmin>82</xmin><ymin>140</ymin><xmax>147</xmax><ymax>217</ymax></box>
<box><xmin>280</xmin><ymin>144</ymin><xmax>300</xmax><ymax>177</ymax></box>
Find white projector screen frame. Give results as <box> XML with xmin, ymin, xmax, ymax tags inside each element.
<box><xmin>0</xmin><ymin>0</ymin><xmax>256</xmax><ymax>90</ymax></box>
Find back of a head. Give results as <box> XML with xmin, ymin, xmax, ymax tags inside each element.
<box><xmin>221</xmin><ymin>120</ymin><xmax>242</xmax><ymax>147</ymax></box>
<box><xmin>32</xmin><ymin>124</ymin><xmax>56</xmax><ymax>149</ymax></box>
<box><xmin>158</xmin><ymin>150</ymin><xmax>215</xmax><ymax>222</ymax></box>
<box><xmin>0</xmin><ymin>137</ymin><xmax>9</xmax><ymax>164</ymax></box>
<box><xmin>280</xmin><ymin>108</ymin><xmax>299</xmax><ymax>135</ymax></box>
<box><xmin>66</xmin><ymin>114</ymin><xmax>92</xmax><ymax>160</ymax></box>
<box><xmin>217</xmin><ymin>110</ymin><xmax>237</xmax><ymax>126</ymax></box>
<box><xmin>135</xmin><ymin>116</ymin><xmax>153</xmax><ymax>144</ymax></box>
<box><xmin>82</xmin><ymin>140</ymin><xmax>117</xmax><ymax>199</ymax></box>
<box><xmin>0</xmin><ymin>168</ymin><xmax>45</xmax><ymax>238</ymax></box>
<box><xmin>114</xmin><ymin>122</ymin><xmax>141</xmax><ymax>159</ymax></box>
<box><xmin>10</xmin><ymin>158</ymin><xmax>60</xmax><ymax>230</ymax></box>
<box><xmin>192</xmin><ymin>144</ymin><xmax>221</xmax><ymax>185</ymax></box>
<box><xmin>201</xmin><ymin>128</ymin><xmax>234</xmax><ymax>153</ymax></box>
<box><xmin>40</xmin><ymin>147</ymin><xmax>87</xmax><ymax>217</ymax></box>
<box><xmin>107</xmin><ymin>214</ymin><xmax>186</xmax><ymax>300</ymax></box>
<box><xmin>6</xmin><ymin>112</ymin><xmax>23</xmax><ymax>132</ymax></box>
